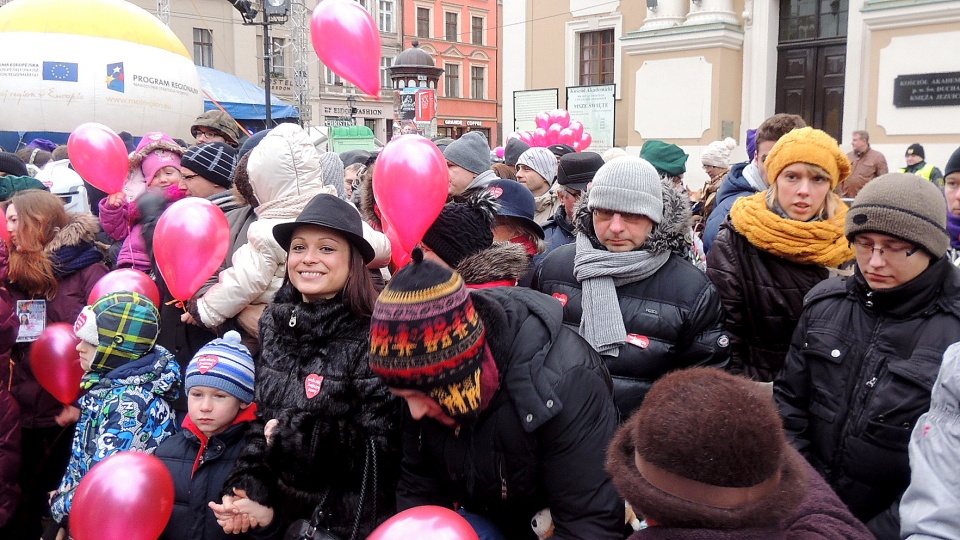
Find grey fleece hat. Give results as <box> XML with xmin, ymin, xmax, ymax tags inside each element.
<box><xmin>443</xmin><ymin>132</ymin><xmax>491</xmax><ymax>174</ymax></box>
<box><xmin>588</xmin><ymin>157</ymin><xmax>663</xmax><ymax>224</ymax></box>
<box><xmin>846</xmin><ymin>172</ymin><xmax>949</xmax><ymax>258</ymax></box>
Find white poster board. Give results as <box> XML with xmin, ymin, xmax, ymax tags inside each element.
<box><xmin>513</xmin><ymin>88</ymin><xmax>559</xmax><ymax>132</ymax></box>
<box><xmin>566</xmin><ymin>84</ymin><xmax>616</xmax><ymax>153</ymax></box>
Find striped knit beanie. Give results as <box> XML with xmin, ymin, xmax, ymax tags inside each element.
<box><xmin>89</xmin><ymin>291</ymin><xmax>160</xmax><ymax>373</ymax></box>
<box><xmin>518</xmin><ymin>147</ymin><xmax>559</xmax><ymax>183</ymax></box>
<box><xmin>181</xmin><ymin>142</ymin><xmax>238</xmax><ymax>188</ymax></box>
<box><xmin>186</xmin><ymin>331</ymin><xmax>255</xmax><ymax>403</ymax></box>
<box><xmin>369</xmin><ymin>251</ymin><xmax>487</xmax><ymax>420</ymax></box>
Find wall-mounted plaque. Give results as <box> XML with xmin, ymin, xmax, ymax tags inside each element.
<box><xmin>894</xmin><ymin>72</ymin><xmax>960</xmax><ymax>108</ymax></box>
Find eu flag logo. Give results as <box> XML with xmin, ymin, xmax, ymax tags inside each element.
<box><xmin>42</xmin><ymin>61</ymin><xmax>78</xmax><ymax>82</ymax></box>
<box><xmin>106</xmin><ymin>62</ymin><xmax>124</xmax><ymax>92</ymax></box>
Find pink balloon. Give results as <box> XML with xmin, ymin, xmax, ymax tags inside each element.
<box><xmin>71</xmin><ymin>452</ymin><xmax>174</xmax><ymax>540</ymax></box>
<box><xmin>368</xmin><ymin>506</ymin><xmax>479</xmax><ymax>540</ymax></box>
<box><xmin>533</xmin><ymin>128</ymin><xmax>548</xmax><ymax>147</ymax></box>
<box><xmin>494</xmin><ymin>146</ymin><xmax>505</xmax><ymax>159</ymax></box>
<box><xmin>558</xmin><ymin>128</ymin><xmax>577</xmax><ymax>146</ymax></box>
<box><xmin>546</xmin><ymin>124</ymin><xmax>563</xmax><ymax>145</ymax></box>
<box><xmin>549</xmin><ymin>109</ymin><xmax>571</xmax><ymax>128</ymax></box>
<box><xmin>0</xmin><ymin>212</ymin><xmax>8</xmax><ymax>243</ymax></box>
<box><xmin>373</xmin><ymin>135</ymin><xmax>448</xmax><ymax>256</ymax></box>
<box><xmin>88</xmin><ymin>269</ymin><xmax>161</xmax><ymax>308</ymax></box>
<box><xmin>311</xmin><ymin>0</ymin><xmax>382</xmax><ymax>97</ymax></box>
<box><xmin>30</xmin><ymin>323</ymin><xmax>84</xmax><ymax>405</ymax></box>
<box><xmin>579</xmin><ymin>132</ymin><xmax>593</xmax><ymax>150</ymax></box>
<box><xmin>573</xmin><ymin>141</ymin><xmax>583</xmax><ymax>151</ymax></box>
<box><xmin>518</xmin><ymin>131</ymin><xmax>535</xmax><ymax>145</ymax></box>
<box><xmin>535</xmin><ymin>112</ymin><xmax>551</xmax><ymax>130</ymax></box>
<box><xmin>67</xmin><ymin>123</ymin><xmax>128</xmax><ymax>194</ymax></box>
<box><xmin>154</xmin><ymin>198</ymin><xmax>230</xmax><ymax>301</ymax></box>
<box><xmin>382</xmin><ymin>218</ymin><xmax>412</xmax><ymax>267</ymax></box>
<box><xmin>568</xmin><ymin>120</ymin><xmax>585</xmax><ymax>141</ymax></box>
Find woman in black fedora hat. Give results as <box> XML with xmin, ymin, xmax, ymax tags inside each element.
<box><xmin>213</xmin><ymin>193</ymin><xmax>400</xmax><ymax>540</ymax></box>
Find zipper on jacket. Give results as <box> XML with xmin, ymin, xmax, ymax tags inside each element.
<box><xmin>288</xmin><ymin>308</ymin><xmax>297</xmax><ymax>327</ymax></box>
<box><xmin>835</xmin><ymin>315</ymin><xmax>885</xmax><ymax>474</ymax></box>
<box><xmin>499</xmin><ymin>461</ymin><xmax>507</xmax><ymax>500</ymax></box>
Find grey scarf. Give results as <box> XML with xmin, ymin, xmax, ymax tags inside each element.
<box><xmin>573</xmin><ymin>232</ymin><xmax>670</xmax><ymax>356</ymax></box>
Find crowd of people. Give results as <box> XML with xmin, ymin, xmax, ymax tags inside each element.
<box><xmin>0</xmin><ymin>108</ymin><xmax>959</xmax><ymax>540</ymax></box>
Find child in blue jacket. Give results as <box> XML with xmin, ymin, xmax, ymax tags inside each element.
<box><xmin>49</xmin><ymin>291</ymin><xmax>180</xmax><ymax>532</ymax></box>
<box><xmin>156</xmin><ymin>331</ymin><xmax>280</xmax><ymax>539</ymax></box>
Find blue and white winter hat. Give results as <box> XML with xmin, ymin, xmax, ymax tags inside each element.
<box><xmin>186</xmin><ymin>331</ymin><xmax>255</xmax><ymax>403</ymax></box>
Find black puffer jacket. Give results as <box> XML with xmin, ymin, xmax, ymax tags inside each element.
<box><xmin>706</xmin><ymin>219</ymin><xmax>829</xmax><ymax>382</ymax></box>
<box><xmin>397</xmin><ymin>287</ymin><xmax>623</xmax><ymax>540</ymax></box>
<box><xmin>775</xmin><ymin>258</ymin><xmax>960</xmax><ymax>529</ymax></box>
<box><xmin>533</xmin><ymin>184</ymin><xmax>729</xmax><ymax>418</ymax></box>
<box><xmin>157</xmin><ymin>408</ymin><xmax>281</xmax><ymax>540</ymax></box>
<box><xmin>222</xmin><ymin>283</ymin><xmax>401</xmax><ymax>540</ymax></box>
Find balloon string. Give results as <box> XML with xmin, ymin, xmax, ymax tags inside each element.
<box><xmin>165</xmin><ymin>299</ymin><xmax>184</xmax><ymax>310</ymax></box>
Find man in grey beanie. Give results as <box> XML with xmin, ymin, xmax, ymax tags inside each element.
<box><xmin>776</xmin><ymin>172</ymin><xmax>960</xmax><ymax>538</ymax></box>
<box><xmin>443</xmin><ymin>131</ymin><xmax>499</xmax><ymax>196</ymax></box>
<box><xmin>533</xmin><ymin>157</ymin><xmax>729</xmax><ymax>420</ymax></box>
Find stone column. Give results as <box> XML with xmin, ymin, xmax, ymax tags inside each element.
<box><xmin>641</xmin><ymin>0</ymin><xmax>689</xmax><ymax>29</ymax></box>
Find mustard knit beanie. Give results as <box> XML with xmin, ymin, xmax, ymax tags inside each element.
<box><xmin>764</xmin><ymin>127</ymin><xmax>851</xmax><ymax>189</ymax></box>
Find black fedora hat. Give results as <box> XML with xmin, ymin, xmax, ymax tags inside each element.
<box><xmin>273</xmin><ymin>194</ymin><xmax>375</xmax><ymax>264</ymax></box>
<box><xmin>557</xmin><ymin>151</ymin><xmax>605</xmax><ymax>191</ymax></box>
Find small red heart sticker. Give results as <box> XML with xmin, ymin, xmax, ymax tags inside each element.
<box><xmin>626</xmin><ymin>334</ymin><xmax>650</xmax><ymax>349</ymax></box>
<box><xmin>73</xmin><ymin>312</ymin><xmax>87</xmax><ymax>333</ymax></box>
<box><xmin>489</xmin><ymin>187</ymin><xmax>503</xmax><ymax>198</ymax></box>
<box><xmin>552</xmin><ymin>293</ymin><xmax>568</xmax><ymax>306</ymax></box>
<box><xmin>305</xmin><ymin>374</ymin><xmax>324</xmax><ymax>399</ymax></box>
<box><xmin>196</xmin><ymin>355</ymin><xmax>219</xmax><ymax>374</ymax></box>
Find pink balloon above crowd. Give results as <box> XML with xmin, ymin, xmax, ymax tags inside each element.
<box><xmin>310</xmin><ymin>0</ymin><xmax>383</xmax><ymax>97</ymax></box>
<box><xmin>512</xmin><ymin>109</ymin><xmax>593</xmax><ymax>151</ymax></box>
<box><xmin>67</xmin><ymin>122</ymin><xmax>129</xmax><ymax>194</ymax></box>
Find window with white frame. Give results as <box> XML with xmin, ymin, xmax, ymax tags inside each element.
<box><xmin>416</xmin><ymin>7</ymin><xmax>430</xmax><ymax>38</ymax></box>
<box><xmin>445</xmin><ymin>11</ymin><xmax>458</xmax><ymax>42</ymax></box>
<box><xmin>378</xmin><ymin>0</ymin><xmax>395</xmax><ymax>33</ymax></box>
<box><xmin>471</xmin><ymin>16</ymin><xmax>484</xmax><ymax>45</ymax></box>
<box><xmin>354</xmin><ymin>0</ymin><xmax>368</xmax><ymax>10</ymax></box>
<box><xmin>444</xmin><ymin>63</ymin><xmax>460</xmax><ymax>98</ymax></box>
<box><xmin>271</xmin><ymin>37</ymin><xmax>287</xmax><ymax>77</ymax></box>
<box><xmin>326</xmin><ymin>67</ymin><xmax>345</xmax><ymax>87</ymax></box>
<box><xmin>381</xmin><ymin>56</ymin><xmax>394</xmax><ymax>90</ymax></box>
<box><xmin>193</xmin><ymin>28</ymin><xmax>213</xmax><ymax>68</ymax></box>
<box><xmin>471</xmin><ymin>65</ymin><xmax>485</xmax><ymax>99</ymax></box>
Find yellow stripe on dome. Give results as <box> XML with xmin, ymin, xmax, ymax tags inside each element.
<box><xmin>0</xmin><ymin>0</ymin><xmax>190</xmax><ymax>58</ymax></box>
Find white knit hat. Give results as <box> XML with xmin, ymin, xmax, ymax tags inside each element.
<box><xmin>73</xmin><ymin>306</ymin><xmax>98</xmax><ymax>346</ymax></box>
<box><xmin>517</xmin><ymin>147</ymin><xmax>559</xmax><ymax>184</ymax></box>
<box><xmin>701</xmin><ymin>137</ymin><xmax>737</xmax><ymax>168</ymax></box>
<box><xmin>588</xmin><ymin>157</ymin><xmax>663</xmax><ymax>224</ymax></box>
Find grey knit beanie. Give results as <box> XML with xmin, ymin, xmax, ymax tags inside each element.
<box><xmin>181</xmin><ymin>142</ymin><xmax>238</xmax><ymax>188</ymax></box>
<box><xmin>504</xmin><ymin>138</ymin><xmax>530</xmax><ymax>166</ymax></box>
<box><xmin>588</xmin><ymin>157</ymin><xmax>663</xmax><ymax>224</ymax></box>
<box><xmin>517</xmin><ymin>147</ymin><xmax>558</xmax><ymax>184</ymax></box>
<box><xmin>319</xmin><ymin>151</ymin><xmax>348</xmax><ymax>200</ymax></box>
<box><xmin>846</xmin><ymin>172</ymin><xmax>949</xmax><ymax>258</ymax></box>
<box><xmin>443</xmin><ymin>131</ymin><xmax>491</xmax><ymax>174</ymax></box>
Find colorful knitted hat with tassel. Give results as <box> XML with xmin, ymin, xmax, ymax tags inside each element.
<box><xmin>369</xmin><ymin>250</ymin><xmax>486</xmax><ymax>420</ymax></box>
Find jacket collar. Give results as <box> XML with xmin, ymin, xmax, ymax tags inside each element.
<box><xmin>851</xmin><ymin>257</ymin><xmax>959</xmax><ymax>318</ymax></box>
<box><xmin>183</xmin><ymin>403</ymin><xmax>258</xmax><ymax>476</ymax></box>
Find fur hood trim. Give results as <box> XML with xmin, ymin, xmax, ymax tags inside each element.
<box><xmin>457</xmin><ymin>241</ymin><xmax>531</xmax><ymax>285</ymax></box>
<box><xmin>127</xmin><ymin>139</ymin><xmax>185</xmax><ymax>172</ymax></box>
<box><xmin>358</xmin><ymin>162</ymin><xmax>380</xmax><ymax>228</ymax></box>
<box><xmin>232</xmin><ymin>151</ymin><xmax>258</xmax><ymax>208</ymax></box>
<box><xmin>574</xmin><ymin>179</ymin><xmax>693</xmax><ymax>256</ymax></box>
<box><xmin>44</xmin><ymin>212</ymin><xmax>101</xmax><ymax>256</ymax></box>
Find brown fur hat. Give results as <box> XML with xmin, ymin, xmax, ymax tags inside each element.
<box><xmin>606</xmin><ymin>368</ymin><xmax>807</xmax><ymax>530</ymax></box>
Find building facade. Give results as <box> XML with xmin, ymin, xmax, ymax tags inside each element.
<box><xmin>403</xmin><ymin>0</ymin><xmax>501</xmax><ymax>146</ymax></box>
<box><xmin>504</xmin><ymin>0</ymin><xmax>960</xmax><ymax>190</ymax></box>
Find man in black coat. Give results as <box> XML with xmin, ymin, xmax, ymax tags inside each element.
<box><xmin>369</xmin><ymin>252</ymin><xmax>624</xmax><ymax>540</ymax></box>
<box><xmin>533</xmin><ymin>157</ymin><xmax>729</xmax><ymax>419</ymax></box>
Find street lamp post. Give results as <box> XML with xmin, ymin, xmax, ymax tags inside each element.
<box><xmin>229</xmin><ymin>0</ymin><xmax>290</xmax><ymax>129</ymax></box>
<box><xmin>347</xmin><ymin>94</ymin><xmax>357</xmax><ymax>125</ymax></box>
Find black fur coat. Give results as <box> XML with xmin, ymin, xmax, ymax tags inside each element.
<box><xmin>222</xmin><ymin>282</ymin><xmax>401</xmax><ymax>539</ymax></box>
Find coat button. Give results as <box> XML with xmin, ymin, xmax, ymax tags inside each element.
<box><xmin>546</xmin><ymin>400</ymin><xmax>554</xmax><ymax>408</ymax></box>
<box><xmin>878</xmin><ymin>415</ymin><xmax>886</xmax><ymax>422</ymax></box>
<box><xmin>831</xmin><ymin>349</ymin><xmax>841</xmax><ymax>358</ymax></box>
<box><xmin>526</xmin><ymin>414</ymin><xmax>534</xmax><ymax>423</ymax></box>
<box><xmin>866</xmin><ymin>301</ymin><xmax>874</xmax><ymax>307</ymax></box>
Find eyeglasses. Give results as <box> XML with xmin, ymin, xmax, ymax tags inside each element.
<box><xmin>195</xmin><ymin>130</ymin><xmax>223</xmax><ymax>141</ymax></box>
<box><xmin>592</xmin><ymin>208</ymin><xmax>648</xmax><ymax>224</ymax></box>
<box><xmin>559</xmin><ymin>187</ymin><xmax>580</xmax><ymax>199</ymax></box>
<box><xmin>851</xmin><ymin>238</ymin><xmax>920</xmax><ymax>260</ymax></box>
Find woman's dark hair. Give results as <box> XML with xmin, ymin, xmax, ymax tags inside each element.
<box><xmin>340</xmin><ymin>246</ymin><xmax>380</xmax><ymax>317</ymax></box>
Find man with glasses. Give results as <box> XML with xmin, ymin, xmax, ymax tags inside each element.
<box><xmin>190</xmin><ymin>110</ymin><xmax>242</xmax><ymax>148</ymax></box>
<box><xmin>533</xmin><ymin>157</ymin><xmax>729</xmax><ymax>419</ymax></box>
<box><xmin>775</xmin><ymin>173</ymin><xmax>960</xmax><ymax>539</ymax></box>
<box><xmin>536</xmin><ymin>152</ymin><xmax>604</xmax><ymax>264</ymax></box>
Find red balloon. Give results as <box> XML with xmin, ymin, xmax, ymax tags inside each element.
<box><xmin>67</xmin><ymin>123</ymin><xmax>128</xmax><ymax>194</ymax></box>
<box><xmin>30</xmin><ymin>323</ymin><xmax>84</xmax><ymax>405</ymax></box>
<box><xmin>383</xmin><ymin>220</ymin><xmax>411</xmax><ymax>267</ymax></box>
<box><xmin>518</xmin><ymin>131</ymin><xmax>535</xmax><ymax>146</ymax></box>
<box><xmin>546</xmin><ymin>124</ymin><xmax>563</xmax><ymax>145</ymax></box>
<box><xmin>0</xmin><ymin>211</ymin><xmax>8</xmax><ymax>243</ymax></box>
<box><xmin>373</xmin><ymin>135</ymin><xmax>448</xmax><ymax>257</ymax></box>
<box><xmin>558</xmin><ymin>128</ymin><xmax>577</xmax><ymax>146</ymax></box>
<box><xmin>535</xmin><ymin>112</ymin><xmax>551</xmax><ymax>130</ymax></box>
<box><xmin>88</xmin><ymin>269</ymin><xmax>161</xmax><ymax>308</ymax></box>
<box><xmin>549</xmin><ymin>109</ymin><xmax>572</xmax><ymax>128</ymax></box>
<box><xmin>154</xmin><ymin>198</ymin><xmax>230</xmax><ymax>301</ymax></box>
<box><xmin>532</xmin><ymin>128</ymin><xmax>548</xmax><ymax>147</ymax></box>
<box><xmin>71</xmin><ymin>452</ymin><xmax>174</xmax><ymax>540</ymax></box>
<box><xmin>568</xmin><ymin>120</ymin><xmax>585</xmax><ymax>142</ymax></box>
<box><xmin>311</xmin><ymin>0</ymin><xmax>382</xmax><ymax>97</ymax></box>
<box><xmin>579</xmin><ymin>132</ymin><xmax>593</xmax><ymax>151</ymax></box>
<box><xmin>368</xmin><ymin>506</ymin><xmax>479</xmax><ymax>540</ymax></box>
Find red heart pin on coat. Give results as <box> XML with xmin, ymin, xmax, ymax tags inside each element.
<box><xmin>196</xmin><ymin>355</ymin><xmax>219</xmax><ymax>374</ymax></box>
<box><xmin>552</xmin><ymin>293</ymin><xmax>568</xmax><ymax>307</ymax></box>
<box><xmin>305</xmin><ymin>374</ymin><xmax>324</xmax><ymax>399</ymax></box>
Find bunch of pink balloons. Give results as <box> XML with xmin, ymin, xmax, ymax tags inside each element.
<box><xmin>513</xmin><ymin>109</ymin><xmax>593</xmax><ymax>151</ymax></box>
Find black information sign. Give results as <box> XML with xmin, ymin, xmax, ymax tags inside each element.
<box><xmin>894</xmin><ymin>72</ymin><xmax>960</xmax><ymax>107</ymax></box>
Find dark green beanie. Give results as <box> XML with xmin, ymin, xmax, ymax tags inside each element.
<box><xmin>640</xmin><ymin>140</ymin><xmax>688</xmax><ymax>177</ymax></box>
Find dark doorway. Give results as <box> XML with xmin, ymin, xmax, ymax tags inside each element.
<box><xmin>775</xmin><ymin>0</ymin><xmax>848</xmax><ymax>142</ymax></box>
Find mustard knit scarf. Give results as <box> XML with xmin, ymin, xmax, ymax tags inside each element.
<box><xmin>729</xmin><ymin>192</ymin><xmax>854</xmax><ymax>267</ymax></box>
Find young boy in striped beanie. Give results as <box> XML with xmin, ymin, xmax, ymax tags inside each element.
<box><xmin>155</xmin><ymin>331</ymin><xmax>281</xmax><ymax>539</ymax></box>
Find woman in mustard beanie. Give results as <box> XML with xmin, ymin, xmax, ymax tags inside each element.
<box><xmin>705</xmin><ymin>127</ymin><xmax>854</xmax><ymax>382</ymax></box>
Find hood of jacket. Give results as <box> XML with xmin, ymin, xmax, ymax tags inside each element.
<box><xmin>90</xmin><ymin>345</ymin><xmax>181</xmax><ymax>402</ymax></box>
<box><xmin>573</xmin><ymin>179</ymin><xmax>692</xmax><ymax>257</ymax></box>
<box><xmin>44</xmin><ymin>212</ymin><xmax>101</xmax><ymax>256</ymax></box>
<box><xmin>458</xmin><ymin>241</ymin><xmax>531</xmax><ymax>286</ymax></box>
<box><xmin>245</xmin><ymin>123</ymin><xmax>325</xmax><ymax>205</ymax></box>
<box><xmin>714</xmin><ymin>162</ymin><xmax>757</xmax><ymax>206</ymax></box>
